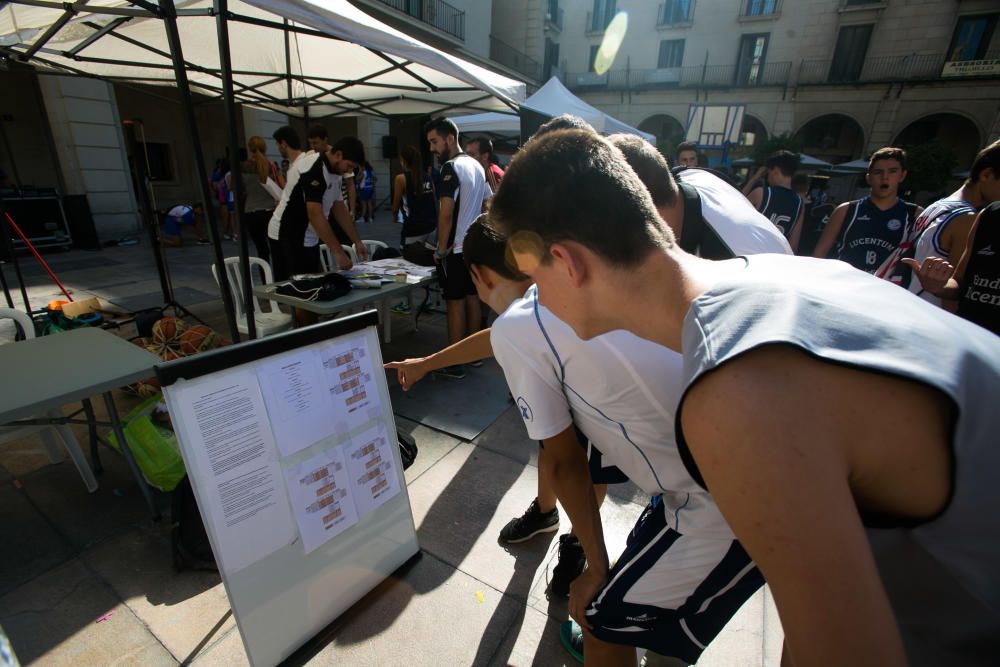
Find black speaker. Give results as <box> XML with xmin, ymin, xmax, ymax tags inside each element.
<box><xmin>63</xmin><ymin>194</ymin><xmax>101</xmax><ymax>250</ymax></box>
<box><xmin>381</xmin><ymin>135</ymin><xmax>398</xmax><ymax>159</ymax></box>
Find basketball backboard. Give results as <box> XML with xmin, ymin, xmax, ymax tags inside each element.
<box><xmin>685</xmin><ymin>104</ymin><xmax>746</xmax><ymax>148</ymax></box>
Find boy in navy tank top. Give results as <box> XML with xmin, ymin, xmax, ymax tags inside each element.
<box><xmin>814</xmin><ymin>147</ymin><xmax>922</xmax><ymax>275</ymax></box>
<box><xmin>743</xmin><ymin>150</ymin><xmax>805</xmax><ymax>251</ymax></box>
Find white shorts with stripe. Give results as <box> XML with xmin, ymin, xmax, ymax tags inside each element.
<box><xmin>585</xmin><ymin>498</ymin><xmax>763</xmax><ymax>663</ymax></box>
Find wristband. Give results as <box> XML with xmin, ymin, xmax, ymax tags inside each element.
<box><xmin>434</xmin><ymin>249</ymin><xmax>449</xmax><ymax>259</ymax></box>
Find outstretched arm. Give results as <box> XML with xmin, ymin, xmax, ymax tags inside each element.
<box><xmin>384</xmin><ymin>328</ymin><xmax>493</xmax><ymax>390</ymax></box>
<box><xmin>813</xmin><ymin>203</ymin><xmax>850</xmax><ymax>259</ymax></box>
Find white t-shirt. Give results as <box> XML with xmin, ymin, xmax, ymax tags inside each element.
<box><xmin>491</xmin><ymin>285</ymin><xmax>729</xmax><ymax>536</ymax></box>
<box><xmin>438</xmin><ymin>152</ymin><xmax>492</xmax><ymax>253</ymax></box>
<box><xmin>677</xmin><ymin>168</ymin><xmax>792</xmax><ymax>256</ymax></box>
<box><xmin>304</xmin><ymin>150</ymin><xmax>344</xmax><ymax>248</ymax></box>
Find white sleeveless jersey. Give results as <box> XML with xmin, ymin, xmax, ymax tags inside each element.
<box><xmin>907</xmin><ymin>198</ymin><xmax>977</xmax><ymax>306</ymax></box>
<box><xmin>676</xmin><ymin>168</ymin><xmax>791</xmax><ymax>256</ymax></box>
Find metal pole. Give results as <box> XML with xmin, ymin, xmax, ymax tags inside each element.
<box><xmin>0</xmin><ymin>199</ymin><xmax>31</xmax><ymax>316</ymax></box>
<box><xmin>160</xmin><ymin>0</ymin><xmax>241</xmax><ymax>343</ymax></box>
<box><xmin>215</xmin><ymin>0</ymin><xmax>256</xmax><ymax>339</ymax></box>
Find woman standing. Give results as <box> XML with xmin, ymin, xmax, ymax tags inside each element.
<box><xmin>358</xmin><ymin>160</ymin><xmax>377</xmax><ymax>222</ymax></box>
<box><xmin>391</xmin><ymin>146</ymin><xmax>437</xmax><ymax>261</ymax></box>
<box><xmin>241</xmin><ymin>136</ymin><xmax>283</xmax><ymax>263</ymax></box>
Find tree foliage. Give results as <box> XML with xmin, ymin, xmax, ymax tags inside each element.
<box><xmin>899</xmin><ymin>141</ymin><xmax>958</xmax><ymax>195</ymax></box>
<box><xmin>750</xmin><ymin>133</ymin><xmax>803</xmax><ymax>165</ymax></box>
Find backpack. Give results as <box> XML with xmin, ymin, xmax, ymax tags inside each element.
<box><xmin>398</xmin><ymin>429</ymin><xmax>418</xmax><ymax>470</ymax></box>
<box><xmin>676</xmin><ymin>181</ymin><xmax>735</xmax><ymax>260</ymax></box>
<box><xmin>171</xmin><ymin>476</ymin><xmax>217</xmax><ymax>571</ymax></box>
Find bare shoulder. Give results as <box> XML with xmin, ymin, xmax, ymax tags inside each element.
<box><xmin>683</xmin><ymin>344</ymin><xmax>954</xmax><ymax>518</ymax></box>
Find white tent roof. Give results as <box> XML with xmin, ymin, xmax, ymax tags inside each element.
<box><xmin>453</xmin><ymin>76</ymin><xmax>654</xmax><ymax>142</ymax></box>
<box><xmin>0</xmin><ymin>0</ymin><xmax>525</xmax><ymax>117</ymax></box>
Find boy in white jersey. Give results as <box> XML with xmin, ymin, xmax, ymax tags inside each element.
<box><xmin>489</xmin><ymin>127</ymin><xmax>1000</xmax><ymax>666</ymax></box>
<box><xmin>897</xmin><ymin>140</ymin><xmax>1000</xmax><ymax>307</ymax></box>
<box><xmin>387</xmin><ymin>218</ymin><xmax>761</xmax><ymax>666</ymax></box>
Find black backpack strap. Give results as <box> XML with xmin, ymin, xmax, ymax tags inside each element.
<box><xmin>677</xmin><ymin>181</ymin><xmax>705</xmax><ymax>254</ymax></box>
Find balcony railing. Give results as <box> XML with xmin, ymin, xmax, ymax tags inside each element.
<box><xmin>565</xmin><ymin>51</ymin><xmax>998</xmax><ymax>93</ymax></box>
<box><xmin>797</xmin><ymin>51</ymin><xmax>999</xmax><ymax>85</ymax></box>
<box><xmin>567</xmin><ymin>61</ymin><xmax>792</xmax><ymax>91</ymax></box>
<box><xmin>490</xmin><ymin>36</ymin><xmax>542</xmax><ymax>81</ymax></box>
<box><xmin>374</xmin><ymin>0</ymin><xmax>465</xmax><ymax>41</ymax></box>
<box><xmin>658</xmin><ymin>0</ymin><xmax>695</xmax><ymax>26</ymax></box>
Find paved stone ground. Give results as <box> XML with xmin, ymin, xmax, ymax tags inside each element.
<box><xmin>0</xmin><ymin>210</ymin><xmax>781</xmax><ymax>665</ymax></box>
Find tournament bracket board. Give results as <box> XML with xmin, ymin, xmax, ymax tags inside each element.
<box><xmin>156</xmin><ymin>312</ymin><xmax>419</xmax><ymax>667</ymax></box>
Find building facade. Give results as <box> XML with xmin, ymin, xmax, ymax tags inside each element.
<box><xmin>492</xmin><ymin>0</ymin><xmax>1000</xmax><ymax>169</ymax></box>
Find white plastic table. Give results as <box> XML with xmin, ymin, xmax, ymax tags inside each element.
<box><xmin>0</xmin><ymin>327</ymin><xmax>161</xmax><ymax>517</ymax></box>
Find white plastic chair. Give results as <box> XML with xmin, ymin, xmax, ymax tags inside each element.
<box><xmin>361</xmin><ymin>239</ymin><xmax>388</xmax><ymax>259</ymax></box>
<box><xmin>319</xmin><ymin>245</ymin><xmax>358</xmax><ymax>273</ymax></box>
<box><xmin>0</xmin><ymin>308</ymin><xmax>98</xmax><ymax>492</ymax></box>
<box><xmin>212</xmin><ymin>257</ymin><xmax>293</xmax><ymax>338</ymax></box>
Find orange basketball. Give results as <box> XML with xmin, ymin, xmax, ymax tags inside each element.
<box><xmin>178</xmin><ymin>325</ymin><xmax>221</xmax><ymax>355</ymax></box>
<box><xmin>152</xmin><ymin>317</ymin><xmax>187</xmax><ymax>346</ymax></box>
<box><xmin>145</xmin><ymin>341</ymin><xmax>182</xmax><ymax>362</ymax></box>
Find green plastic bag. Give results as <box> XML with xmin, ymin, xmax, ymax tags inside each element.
<box><xmin>107</xmin><ymin>394</ymin><xmax>186</xmax><ymax>492</ymax></box>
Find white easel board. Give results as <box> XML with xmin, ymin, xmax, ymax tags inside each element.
<box><xmin>156</xmin><ymin>312</ymin><xmax>419</xmax><ymax>667</ymax></box>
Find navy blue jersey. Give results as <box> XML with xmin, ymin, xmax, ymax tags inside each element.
<box><xmin>835</xmin><ymin>197</ymin><xmax>913</xmax><ymax>274</ymax></box>
<box><xmin>958</xmin><ymin>202</ymin><xmax>1000</xmax><ymax>336</ymax></box>
<box><xmin>757</xmin><ymin>185</ymin><xmax>803</xmax><ymax>238</ymax></box>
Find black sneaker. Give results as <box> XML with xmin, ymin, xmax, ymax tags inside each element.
<box><xmin>550</xmin><ymin>534</ymin><xmax>586</xmax><ymax>597</ymax></box>
<box><xmin>467</xmin><ymin>360</ymin><xmax>484</xmax><ymax>368</ymax></box>
<box><xmin>498</xmin><ymin>498</ymin><xmax>559</xmax><ymax>544</ymax></box>
<box><xmin>432</xmin><ymin>364</ymin><xmax>466</xmax><ymax>379</ymax></box>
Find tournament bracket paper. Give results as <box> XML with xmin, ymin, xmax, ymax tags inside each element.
<box><xmin>281</xmin><ymin>446</ymin><xmax>360</xmax><ymax>554</ymax></box>
<box><xmin>344</xmin><ymin>422</ymin><xmax>400</xmax><ymax>518</ymax></box>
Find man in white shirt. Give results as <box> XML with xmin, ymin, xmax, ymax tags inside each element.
<box><xmin>425</xmin><ymin>117</ymin><xmax>493</xmax><ymax>378</ymax></box>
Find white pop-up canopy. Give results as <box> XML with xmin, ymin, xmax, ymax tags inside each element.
<box><xmin>0</xmin><ymin>0</ymin><xmax>525</xmax><ymax>117</ymax></box>
<box><xmin>453</xmin><ymin>76</ymin><xmax>654</xmax><ymax>142</ymax></box>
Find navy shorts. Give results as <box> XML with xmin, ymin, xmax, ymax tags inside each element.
<box><xmin>585</xmin><ymin>499</ymin><xmax>764</xmax><ymax>663</ymax></box>
<box><xmin>268</xmin><ymin>238</ymin><xmax>320</xmax><ymax>282</ymax></box>
<box><xmin>438</xmin><ymin>251</ymin><xmax>477</xmax><ymax>300</ymax></box>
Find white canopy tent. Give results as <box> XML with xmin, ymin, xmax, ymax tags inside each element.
<box><xmin>453</xmin><ymin>76</ymin><xmax>654</xmax><ymax>142</ymax></box>
<box><xmin>0</xmin><ymin>0</ymin><xmax>526</xmax><ymax>117</ymax></box>
<box><xmin>732</xmin><ymin>153</ymin><xmax>834</xmax><ymax>169</ymax></box>
<box><xmin>0</xmin><ymin>0</ymin><xmax>526</xmax><ymax>340</ymax></box>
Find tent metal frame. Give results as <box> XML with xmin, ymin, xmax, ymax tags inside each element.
<box><xmin>0</xmin><ymin>0</ymin><xmax>518</xmax><ymax>341</ymax></box>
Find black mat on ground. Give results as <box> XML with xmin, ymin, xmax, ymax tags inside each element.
<box><xmin>109</xmin><ymin>286</ymin><xmax>219</xmax><ymax>312</ymax></box>
<box><xmin>387</xmin><ymin>359</ymin><xmax>513</xmax><ymax>441</ymax></box>
<box><xmin>20</xmin><ymin>257</ymin><xmax>124</xmax><ymax>274</ymax></box>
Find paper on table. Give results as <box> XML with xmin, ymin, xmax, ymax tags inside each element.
<box><xmin>319</xmin><ymin>335</ymin><xmax>383</xmax><ymax>434</ymax></box>
<box><xmin>344</xmin><ymin>422</ymin><xmax>400</xmax><ymax>519</ymax></box>
<box><xmin>282</xmin><ymin>445</ymin><xmax>359</xmax><ymax>554</ymax></box>
<box><xmin>257</xmin><ymin>348</ymin><xmax>338</xmax><ymax>457</ymax></box>
<box><xmin>164</xmin><ymin>368</ymin><xmax>294</xmax><ymax>573</ymax></box>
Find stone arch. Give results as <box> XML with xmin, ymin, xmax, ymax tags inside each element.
<box><xmin>638</xmin><ymin>113</ymin><xmax>685</xmax><ymax>150</ymax></box>
<box><xmin>892</xmin><ymin>112</ymin><xmax>982</xmax><ymax>170</ymax></box>
<box><xmin>739</xmin><ymin>113</ymin><xmax>769</xmax><ymax>148</ymax></box>
<box><xmin>793</xmin><ymin>113</ymin><xmax>866</xmax><ymax>164</ymax></box>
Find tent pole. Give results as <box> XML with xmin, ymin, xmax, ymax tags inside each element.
<box><xmin>159</xmin><ymin>0</ymin><xmax>241</xmax><ymax>343</ymax></box>
<box><xmin>215</xmin><ymin>0</ymin><xmax>256</xmax><ymax>339</ymax></box>
<box><xmin>284</xmin><ymin>19</ymin><xmax>292</xmax><ymax>104</ymax></box>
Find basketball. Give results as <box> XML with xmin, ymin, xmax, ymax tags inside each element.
<box><xmin>152</xmin><ymin>317</ymin><xmax>187</xmax><ymax>346</ymax></box>
<box><xmin>178</xmin><ymin>325</ymin><xmax>221</xmax><ymax>355</ymax></box>
<box><xmin>145</xmin><ymin>340</ymin><xmax>182</xmax><ymax>362</ymax></box>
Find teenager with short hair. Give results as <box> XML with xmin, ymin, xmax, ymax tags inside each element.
<box><xmin>743</xmin><ymin>150</ymin><xmax>804</xmax><ymax>249</ymax></box>
<box><xmin>674</xmin><ymin>141</ymin><xmax>698</xmax><ymax>168</ymax></box>
<box><xmin>489</xmin><ymin>128</ymin><xmax>1000</xmax><ymax>667</ymax></box>
<box><xmin>813</xmin><ymin>147</ymin><xmax>922</xmax><ymax>277</ymax></box>
<box><xmin>386</xmin><ymin>217</ymin><xmax>763</xmax><ymax>666</ymax></box>
<box><xmin>466</xmin><ymin>137</ymin><xmax>504</xmax><ymax>193</ymax></box>
<box><xmin>898</xmin><ymin>140</ymin><xmax>1000</xmax><ymax>307</ymax></box>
